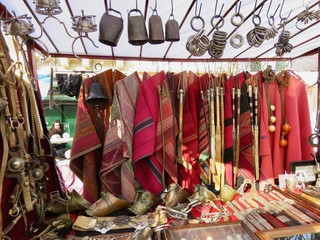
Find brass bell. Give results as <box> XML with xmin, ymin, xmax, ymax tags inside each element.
<box><xmin>86</xmin><ymin>79</ymin><xmax>108</xmax><ymax>104</ymax></box>
<box><xmin>128</xmin><ymin>9</ymin><xmax>149</xmax><ymax>46</ymax></box>
<box><xmin>165</xmin><ymin>15</ymin><xmax>180</xmax><ymax>42</ymax></box>
<box><xmin>99</xmin><ymin>8</ymin><xmax>123</xmax><ymax>47</ymax></box>
<box><xmin>148</xmin><ymin>9</ymin><xmax>164</xmax><ymax>44</ymax></box>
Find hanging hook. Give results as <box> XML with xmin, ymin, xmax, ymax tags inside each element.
<box><xmin>266</xmin><ymin>0</ymin><xmax>280</xmax><ymax>19</ymax></box>
<box><xmin>279</xmin><ymin>0</ymin><xmax>292</xmax><ymax>27</ymax></box>
<box><xmin>72</xmin><ymin>35</ymin><xmax>99</xmax><ymax>60</ymax></box>
<box><xmin>235</xmin><ymin>1</ymin><xmax>241</xmax><ymax>15</ymax></box>
<box><xmin>195</xmin><ymin>0</ymin><xmax>202</xmax><ymax>17</ymax></box>
<box><xmin>136</xmin><ymin>0</ymin><xmax>138</xmax><ymax>10</ymax></box>
<box><xmin>103</xmin><ymin>0</ymin><xmax>108</xmax><ymax>12</ymax></box>
<box><xmin>252</xmin><ymin>0</ymin><xmax>264</xmax><ymax>26</ymax></box>
<box><xmin>150</xmin><ymin>0</ymin><xmax>158</xmax><ymax>14</ymax></box>
<box><xmin>170</xmin><ymin>0</ymin><xmax>174</xmax><ymax>17</ymax></box>
<box><xmin>231</xmin><ymin>1</ymin><xmax>243</xmax><ymax>27</ymax></box>
<box><xmin>211</xmin><ymin>0</ymin><xmax>225</xmax><ymax>29</ymax></box>
<box><xmin>266</xmin><ymin>0</ymin><xmax>280</xmax><ymax>26</ymax></box>
<box><xmin>253</xmin><ymin>0</ymin><xmax>264</xmax><ymax>16</ymax></box>
<box><xmin>303</xmin><ymin>0</ymin><xmax>311</xmax><ymax>8</ymax></box>
<box><xmin>214</xmin><ymin>0</ymin><xmax>225</xmax><ymax>16</ymax></box>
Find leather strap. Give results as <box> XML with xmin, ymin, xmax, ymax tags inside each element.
<box><xmin>0</xmin><ymin>113</ymin><xmax>9</xmax><ymax>237</ymax></box>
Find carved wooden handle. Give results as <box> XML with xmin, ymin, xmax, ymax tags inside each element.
<box><xmin>176</xmin><ymin>89</ymin><xmax>191</xmax><ymax>169</ymax></box>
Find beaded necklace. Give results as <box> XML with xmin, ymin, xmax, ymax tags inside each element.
<box><xmin>275</xmin><ymin>71</ymin><xmax>291</xmax><ymax>148</ymax></box>
<box><xmin>262</xmin><ymin>66</ymin><xmax>276</xmax><ymax>133</ymax></box>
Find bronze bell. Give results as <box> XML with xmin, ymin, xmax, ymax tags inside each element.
<box><xmin>165</xmin><ymin>15</ymin><xmax>180</xmax><ymax>42</ymax></box>
<box><xmin>86</xmin><ymin>79</ymin><xmax>108</xmax><ymax>104</ymax></box>
<box><xmin>128</xmin><ymin>9</ymin><xmax>148</xmax><ymax>46</ymax></box>
<box><xmin>148</xmin><ymin>10</ymin><xmax>164</xmax><ymax>44</ymax></box>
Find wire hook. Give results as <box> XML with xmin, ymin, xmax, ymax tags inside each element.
<box><xmin>195</xmin><ymin>0</ymin><xmax>202</xmax><ymax>17</ymax></box>
<box><xmin>235</xmin><ymin>1</ymin><xmax>242</xmax><ymax>15</ymax></box>
<box><xmin>253</xmin><ymin>0</ymin><xmax>264</xmax><ymax>16</ymax></box>
<box><xmin>170</xmin><ymin>0</ymin><xmax>174</xmax><ymax>16</ymax></box>
<box><xmin>214</xmin><ymin>0</ymin><xmax>225</xmax><ymax>16</ymax></box>
<box><xmin>266</xmin><ymin>0</ymin><xmax>280</xmax><ymax>19</ymax></box>
<box><xmin>150</xmin><ymin>0</ymin><xmax>158</xmax><ymax>14</ymax></box>
<box><xmin>279</xmin><ymin>0</ymin><xmax>292</xmax><ymax>27</ymax></box>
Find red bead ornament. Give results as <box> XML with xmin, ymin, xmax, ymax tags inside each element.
<box><xmin>281</xmin><ymin>122</ymin><xmax>292</xmax><ymax>134</ymax></box>
<box><xmin>279</xmin><ymin>138</ymin><xmax>288</xmax><ymax>148</ymax></box>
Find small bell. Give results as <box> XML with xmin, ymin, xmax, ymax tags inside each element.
<box><xmin>86</xmin><ymin>79</ymin><xmax>108</xmax><ymax>104</ymax></box>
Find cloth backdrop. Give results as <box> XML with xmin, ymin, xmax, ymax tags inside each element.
<box><xmin>100</xmin><ymin>72</ymin><xmax>141</xmax><ymax>202</ymax></box>
<box><xmin>70</xmin><ymin>69</ymin><xmax>126</xmax><ymax>203</ymax></box>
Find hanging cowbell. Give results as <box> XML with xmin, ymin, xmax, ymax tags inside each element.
<box><xmin>165</xmin><ymin>15</ymin><xmax>180</xmax><ymax>42</ymax></box>
<box><xmin>165</xmin><ymin>0</ymin><xmax>180</xmax><ymax>41</ymax></box>
<box><xmin>148</xmin><ymin>8</ymin><xmax>164</xmax><ymax>44</ymax></box>
<box><xmin>127</xmin><ymin>9</ymin><xmax>149</xmax><ymax>46</ymax></box>
<box><xmin>86</xmin><ymin>79</ymin><xmax>108</xmax><ymax>104</ymax></box>
<box><xmin>99</xmin><ymin>8</ymin><xmax>123</xmax><ymax>47</ymax></box>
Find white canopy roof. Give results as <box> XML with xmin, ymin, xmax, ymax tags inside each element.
<box><xmin>1</xmin><ymin>0</ymin><xmax>319</xmax><ymax>61</ymax></box>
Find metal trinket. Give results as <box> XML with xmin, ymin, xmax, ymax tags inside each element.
<box><xmin>33</xmin><ymin>0</ymin><xmax>62</xmax><ymax>15</ymax></box>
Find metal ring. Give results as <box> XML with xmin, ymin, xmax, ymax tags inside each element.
<box><xmin>230</xmin><ymin>34</ymin><xmax>244</xmax><ymax>48</ymax></box>
<box><xmin>295</xmin><ymin>20</ymin><xmax>306</xmax><ymax>31</ymax></box>
<box><xmin>210</xmin><ymin>15</ymin><xmax>224</xmax><ymax>29</ymax></box>
<box><xmin>252</xmin><ymin>15</ymin><xmax>261</xmax><ymax>26</ymax></box>
<box><xmin>231</xmin><ymin>13</ymin><xmax>244</xmax><ymax>27</ymax></box>
<box><xmin>268</xmin><ymin>16</ymin><xmax>275</xmax><ymax>26</ymax></box>
<box><xmin>190</xmin><ymin>16</ymin><xmax>205</xmax><ymax>32</ymax></box>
